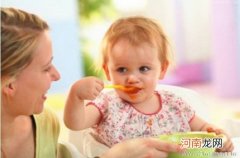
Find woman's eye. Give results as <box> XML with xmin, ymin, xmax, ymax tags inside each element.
<box><xmin>44</xmin><ymin>66</ymin><xmax>52</xmax><ymax>72</ymax></box>
<box><xmin>117</xmin><ymin>67</ymin><xmax>127</xmax><ymax>73</ymax></box>
<box><xmin>139</xmin><ymin>66</ymin><xmax>150</xmax><ymax>72</ymax></box>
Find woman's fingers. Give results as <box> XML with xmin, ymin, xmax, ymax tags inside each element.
<box><xmin>149</xmin><ymin>138</ymin><xmax>183</xmax><ymax>153</ymax></box>
<box><xmin>152</xmin><ymin>150</ymin><xmax>168</xmax><ymax>158</ymax></box>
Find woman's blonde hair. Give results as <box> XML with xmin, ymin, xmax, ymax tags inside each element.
<box><xmin>100</xmin><ymin>16</ymin><xmax>172</xmax><ymax>70</ymax></box>
<box><xmin>1</xmin><ymin>7</ymin><xmax>49</xmax><ymax>84</ymax></box>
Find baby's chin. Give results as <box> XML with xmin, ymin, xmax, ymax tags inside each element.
<box><xmin>119</xmin><ymin>93</ymin><xmax>146</xmax><ymax>104</ymax></box>
<box><xmin>119</xmin><ymin>90</ymin><xmax>157</xmax><ymax>105</ymax></box>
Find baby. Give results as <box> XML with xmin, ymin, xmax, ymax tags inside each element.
<box><xmin>64</xmin><ymin>16</ymin><xmax>233</xmax><ymax>152</ymax></box>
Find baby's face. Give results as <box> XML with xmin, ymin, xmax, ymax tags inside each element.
<box><xmin>104</xmin><ymin>39</ymin><xmax>165</xmax><ymax>104</ymax></box>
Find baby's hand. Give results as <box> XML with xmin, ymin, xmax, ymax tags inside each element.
<box><xmin>72</xmin><ymin>76</ymin><xmax>104</xmax><ymax>100</ymax></box>
<box><xmin>206</xmin><ymin>127</ymin><xmax>234</xmax><ymax>152</ymax></box>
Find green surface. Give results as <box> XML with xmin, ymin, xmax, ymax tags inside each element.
<box><xmin>158</xmin><ymin>132</ymin><xmax>219</xmax><ymax>158</ymax></box>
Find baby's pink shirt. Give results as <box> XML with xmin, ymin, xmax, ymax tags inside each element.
<box><xmin>87</xmin><ymin>89</ymin><xmax>195</xmax><ymax>147</ymax></box>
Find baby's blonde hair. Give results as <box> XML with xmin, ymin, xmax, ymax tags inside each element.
<box><xmin>1</xmin><ymin>7</ymin><xmax>49</xmax><ymax>85</ymax></box>
<box><xmin>100</xmin><ymin>16</ymin><xmax>172</xmax><ymax>70</ymax></box>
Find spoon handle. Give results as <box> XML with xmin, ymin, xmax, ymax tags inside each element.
<box><xmin>104</xmin><ymin>85</ymin><xmax>124</xmax><ymax>89</ymax></box>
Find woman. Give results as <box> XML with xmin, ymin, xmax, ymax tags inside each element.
<box><xmin>1</xmin><ymin>7</ymin><xmax>61</xmax><ymax>158</ymax></box>
<box><xmin>1</xmin><ymin>7</ymin><xmax>182</xmax><ymax>158</ymax></box>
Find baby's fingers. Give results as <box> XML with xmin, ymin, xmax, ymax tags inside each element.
<box><xmin>206</xmin><ymin>127</ymin><xmax>223</xmax><ymax>135</ymax></box>
<box><xmin>216</xmin><ymin>140</ymin><xmax>234</xmax><ymax>152</ymax></box>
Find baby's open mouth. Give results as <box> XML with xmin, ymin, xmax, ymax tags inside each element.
<box><xmin>124</xmin><ymin>86</ymin><xmax>142</xmax><ymax>94</ymax></box>
<box><xmin>104</xmin><ymin>84</ymin><xmax>142</xmax><ymax>94</ymax></box>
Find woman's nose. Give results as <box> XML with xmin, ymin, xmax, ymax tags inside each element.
<box><xmin>51</xmin><ymin>66</ymin><xmax>61</xmax><ymax>81</ymax></box>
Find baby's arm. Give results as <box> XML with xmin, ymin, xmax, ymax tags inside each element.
<box><xmin>190</xmin><ymin>115</ymin><xmax>234</xmax><ymax>152</ymax></box>
<box><xmin>189</xmin><ymin>115</ymin><xmax>212</xmax><ymax>131</ymax></box>
<box><xmin>64</xmin><ymin>76</ymin><xmax>104</xmax><ymax>130</ymax></box>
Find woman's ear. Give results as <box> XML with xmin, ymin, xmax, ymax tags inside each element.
<box><xmin>2</xmin><ymin>81</ymin><xmax>16</xmax><ymax>96</ymax></box>
<box><xmin>103</xmin><ymin>64</ymin><xmax>111</xmax><ymax>81</ymax></box>
<box><xmin>159</xmin><ymin>61</ymin><xmax>169</xmax><ymax>80</ymax></box>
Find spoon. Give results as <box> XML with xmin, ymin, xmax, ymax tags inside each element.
<box><xmin>105</xmin><ymin>84</ymin><xmax>140</xmax><ymax>93</ymax></box>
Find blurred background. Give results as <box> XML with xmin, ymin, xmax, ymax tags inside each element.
<box><xmin>2</xmin><ymin>0</ymin><xmax>240</xmax><ymax>140</ymax></box>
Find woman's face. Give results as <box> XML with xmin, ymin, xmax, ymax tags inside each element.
<box><xmin>5</xmin><ymin>31</ymin><xmax>60</xmax><ymax>116</ymax></box>
<box><xmin>104</xmin><ymin>39</ymin><xmax>167</xmax><ymax>104</ymax></box>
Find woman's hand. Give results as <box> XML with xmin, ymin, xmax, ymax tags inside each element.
<box><xmin>101</xmin><ymin>137</ymin><xmax>184</xmax><ymax>158</ymax></box>
<box><xmin>207</xmin><ymin>127</ymin><xmax>234</xmax><ymax>152</ymax></box>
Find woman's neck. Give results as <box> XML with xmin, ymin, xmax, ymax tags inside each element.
<box><xmin>2</xmin><ymin>114</ymin><xmax>32</xmax><ymax>136</ymax></box>
<box><xmin>1</xmin><ymin>113</ymin><xmax>35</xmax><ymax>158</ymax></box>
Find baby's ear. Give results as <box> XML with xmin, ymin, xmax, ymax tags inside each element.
<box><xmin>103</xmin><ymin>64</ymin><xmax>111</xmax><ymax>81</ymax></box>
<box><xmin>159</xmin><ymin>61</ymin><xmax>169</xmax><ymax>80</ymax></box>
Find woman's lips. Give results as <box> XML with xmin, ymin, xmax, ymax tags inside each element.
<box><xmin>42</xmin><ymin>92</ymin><xmax>48</xmax><ymax>100</ymax></box>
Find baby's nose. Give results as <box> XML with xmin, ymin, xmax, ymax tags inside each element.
<box><xmin>127</xmin><ymin>74</ymin><xmax>140</xmax><ymax>84</ymax></box>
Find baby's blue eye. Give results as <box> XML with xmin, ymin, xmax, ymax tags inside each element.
<box><xmin>139</xmin><ymin>66</ymin><xmax>150</xmax><ymax>72</ymax></box>
<box><xmin>117</xmin><ymin>67</ymin><xmax>127</xmax><ymax>73</ymax></box>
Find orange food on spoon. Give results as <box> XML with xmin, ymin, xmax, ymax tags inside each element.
<box><xmin>105</xmin><ymin>85</ymin><xmax>141</xmax><ymax>99</ymax></box>
<box><xmin>105</xmin><ymin>85</ymin><xmax>140</xmax><ymax>93</ymax></box>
